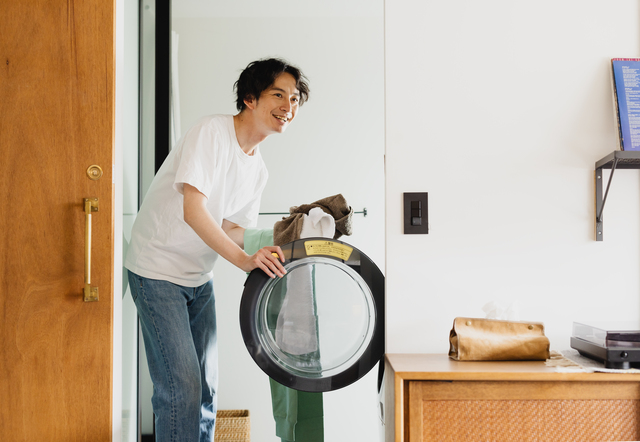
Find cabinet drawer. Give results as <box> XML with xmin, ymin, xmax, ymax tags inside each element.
<box><xmin>409</xmin><ymin>380</ymin><xmax>640</xmax><ymax>442</ymax></box>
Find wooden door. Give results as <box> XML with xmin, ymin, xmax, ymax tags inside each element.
<box><xmin>0</xmin><ymin>0</ymin><xmax>115</xmax><ymax>440</ymax></box>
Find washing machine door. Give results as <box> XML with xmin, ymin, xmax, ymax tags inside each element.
<box><xmin>240</xmin><ymin>238</ymin><xmax>384</xmax><ymax>393</ymax></box>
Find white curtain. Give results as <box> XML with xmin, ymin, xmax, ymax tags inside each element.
<box><xmin>170</xmin><ymin>31</ymin><xmax>181</xmax><ymax>149</ymax></box>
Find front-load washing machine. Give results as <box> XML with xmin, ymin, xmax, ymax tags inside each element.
<box><xmin>240</xmin><ymin>237</ymin><xmax>384</xmax><ymax>392</ymax></box>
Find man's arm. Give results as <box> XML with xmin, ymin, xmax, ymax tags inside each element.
<box><xmin>182</xmin><ymin>183</ymin><xmax>286</xmax><ymax>278</ymax></box>
<box><xmin>221</xmin><ymin>219</ymin><xmax>245</xmax><ymax>249</ymax></box>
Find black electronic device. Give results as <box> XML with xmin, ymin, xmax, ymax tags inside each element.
<box><xmin>571</xmin><ymin>321</ymin><xmax>640</xmax><ymax>369</ymax></box>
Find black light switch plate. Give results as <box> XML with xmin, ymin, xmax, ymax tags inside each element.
<box><xmin>403</xmin><ymin>192</ymin><xmax>428</xmax><ymax>234</ymax></box>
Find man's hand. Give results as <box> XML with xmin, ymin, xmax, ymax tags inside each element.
<box><xmin>240</xmin><ymin>246</ymin><xmax>286</xmax><ymax>278</ymax></box>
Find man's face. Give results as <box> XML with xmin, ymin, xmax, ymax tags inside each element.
<box><xmin>247</xmin><ymin>72</ymin><xmax>300</xmax><ymax>135</ymax></box>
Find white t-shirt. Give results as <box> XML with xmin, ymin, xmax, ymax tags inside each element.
<box><xmin>125</xmin><ymin>114</ymin><xmax>268</xmax><ymax>287</ymax></box>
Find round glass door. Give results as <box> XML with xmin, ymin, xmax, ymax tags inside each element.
<box><xmin>256</xmin><ymin>257</ymin><xmax>375</xmax><ymax>379</ymax></box>
<box><xmin>240</xmin><ymin>238</ymin><xmax>384</xmax><ymax>392</ymax></box>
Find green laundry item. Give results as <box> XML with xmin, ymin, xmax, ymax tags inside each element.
<box><xmin>244</xmin><ymin>228</ymin><xmax>275</xmax><ymax>256</ymax></box>
<box><xmin>243</xmin><ymin>229</ymin><xmax>325</xmax><ymax>442</ymax></box>
<box><xmin>270</xmin><ymin>378</ymin><xmax>324</xmax><ymax>442</ymax></box>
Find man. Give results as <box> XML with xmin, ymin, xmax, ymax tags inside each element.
<box><xmin>125</xmin><ymin>58</ymin><xmax>310</xmax><ymax>442</ymax></box>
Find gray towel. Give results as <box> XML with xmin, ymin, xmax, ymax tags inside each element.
<box><xmin>273</xmin><ymin>194</ymin><xmax>353</xmax><ymax>246</ymax></box>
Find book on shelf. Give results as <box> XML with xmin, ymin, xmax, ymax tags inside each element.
<box><xmin>611</xmin><ymin>58</ymin><xmax>640</xmax><ymax>151</ymax></box>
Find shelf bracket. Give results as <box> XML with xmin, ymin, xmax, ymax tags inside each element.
<box><xmin>593</xmin><ymin>151</ymin><xmax>640</xmax><ymax>241</ymax></box>
<box><xmin>595</xmin><ymin>158</ymin><xmax>619</xmax><ymax>241</ymax></box>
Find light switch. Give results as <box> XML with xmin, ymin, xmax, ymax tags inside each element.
<box><xmin>411</xmin><ymin>200</ymin><xmax>422</xmax><ymax>226</ymax></box>
<box><xmin>404</xmin><ymin>192</ymin><xmax>428</xmax><ymax>234</ymax></box>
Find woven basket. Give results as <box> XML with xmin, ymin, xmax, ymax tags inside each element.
<box><xmin>214</xmin><ymin>410</ymin><xmax>250</xmax><ymax>442</ymax></box>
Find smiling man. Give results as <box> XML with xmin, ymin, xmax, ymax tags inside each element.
<box><xmin>124</xmin><ymin>58</ymin><xmax>310</xmax><ymax>442</ymax></box>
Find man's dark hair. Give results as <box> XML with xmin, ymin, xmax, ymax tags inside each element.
<box><xmin>234</xmin><ymin>58</ymin><xmax>310</xmax><ymax>112</ymax></box>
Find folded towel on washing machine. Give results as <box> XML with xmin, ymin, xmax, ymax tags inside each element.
<box><xmin>273</xmin><ymin>194</ymin><xmax>352</xmax><ymax>246</ymax></box>
<box><xmin>300</xmin><ymin>207</ymin><xmax>336</xmax><ymax>239</ymax></box>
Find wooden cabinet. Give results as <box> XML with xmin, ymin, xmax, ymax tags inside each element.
<box><xmin>384</xmin><ymin>354</ymin><xmax>640</xmax><ymax>442</ymax></box>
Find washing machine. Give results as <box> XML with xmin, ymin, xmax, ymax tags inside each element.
<box><xmin>240</xmin><ymin>237</ymin><xmax>385</xmax><ymax>393</ymax></box>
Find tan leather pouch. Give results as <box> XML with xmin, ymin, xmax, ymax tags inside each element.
<box><xmin>448</xmin><ymin>317</ymin><xmax>550</xmax><ymax>361</ymax></box>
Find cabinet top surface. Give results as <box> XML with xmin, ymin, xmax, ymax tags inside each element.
<box><xmin>385</xmin><ymin>353</ymin><xmax>640</xmax><ymax>381</ymax></box>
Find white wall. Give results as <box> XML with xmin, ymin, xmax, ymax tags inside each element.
<box><xmin>171</xmin><ymin>16</ymin><xmax>384</xmax><ymax>234</ymax></box>
<box><xmin>385</xmin><ymin>0</ymin><xmax>640</xmax><ymax>356</ymax></box>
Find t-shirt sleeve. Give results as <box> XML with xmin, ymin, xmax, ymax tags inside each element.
<box><xmin>173</xmin><ymin>122</ymin><xmax>219</xmax><ymax>198</ymax></box>
<box><xmin>225</xmin><ymin>165</ymin><xmax>268</xmax><ymax>228</ymax></box>
<box><xmin>225</xmin><ymin>193</ymin><xmax>263</xmax><ymax>228</ymax></box>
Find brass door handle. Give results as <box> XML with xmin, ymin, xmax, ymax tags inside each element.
<box><xmin>84</xmin><ymin>198</ymin><xmax>99</xmax><ymax>302</ymax></box>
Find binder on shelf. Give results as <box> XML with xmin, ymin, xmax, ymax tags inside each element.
<box><xmin>611</xmin><ymin>58</ymin><xmax>640</xmax><ymax>151</ymax></box>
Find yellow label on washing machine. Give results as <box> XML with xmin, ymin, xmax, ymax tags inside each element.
<box><xmin>304</xmin><ymin>240</ymin><xmax>353</xmax><ymax>261</ymax></box>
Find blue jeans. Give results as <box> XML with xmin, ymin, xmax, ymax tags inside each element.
<box><xmin>128</xmin><ymin>271</ymin><xmax>218</xmax><ymax>442</ymax></box>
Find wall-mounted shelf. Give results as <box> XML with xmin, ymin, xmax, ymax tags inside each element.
<box><xmin>595</xmin><ymin>151</ymin><xmax>640</xmax><ymax>241</ymax></box>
